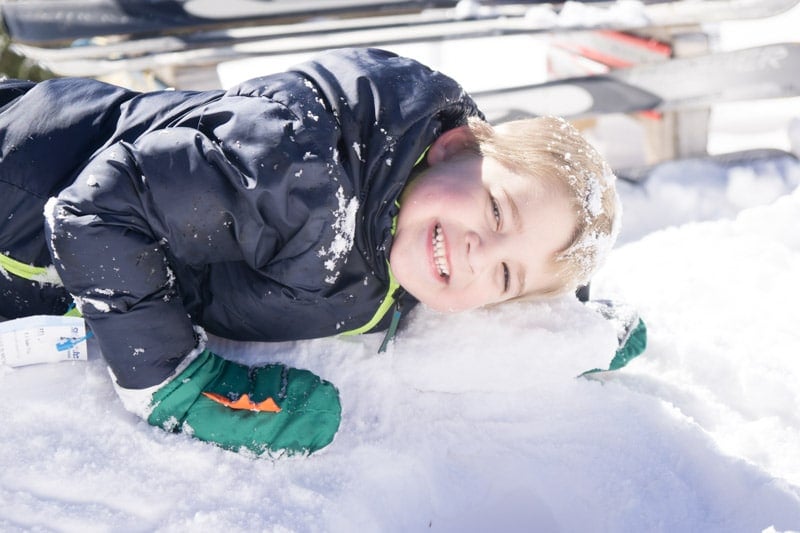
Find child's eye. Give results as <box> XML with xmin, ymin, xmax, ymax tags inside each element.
<box><xmin>491</xmin><ymin>196</ymin><xmax>502</xmax><ymax>230</ymax></box>
<box><xmin>502</xmin><ymin>262</ymin><xmax>510</xmax><ymax>292</ymax></box>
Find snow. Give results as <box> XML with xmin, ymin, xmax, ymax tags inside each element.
<box><xmin>317</xmin><ymin>185</ymin><xmax>359</xmax><ymax>284</ymax></box>
<box><xmin>4</xmin><ymin>6</ymin><xmax>800</xmax><ymax>533</ymax></box>
<box><xmin>5</xmin><ymin>172</ymin><xmax>800</xmax><ymax>530</ymax></box>
<box><xmin>548</xmin><ymin>0</ymin><xmax>650</xmax><ymax>29</ymax></box>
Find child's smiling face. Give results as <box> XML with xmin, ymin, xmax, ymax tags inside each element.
<box><xmin>389</xmin><ymin>135</ymin><xmax>577</xmax><ymax>313</ymax></box>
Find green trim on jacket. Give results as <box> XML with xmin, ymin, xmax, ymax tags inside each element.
<box><xmin>0</xmin><ymin>253</ymin><xmax>62</xmax><ymax>285</ymax></box>
<box><xmin>340</xmin><ymin>145</ymin><xmax>429</xmax><ymax>337</ymax></box>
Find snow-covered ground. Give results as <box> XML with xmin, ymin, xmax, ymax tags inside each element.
<box><xmin>3</xmin><ymin>4</ymin><xmax>800</xmax><ymax>533</ymax></box>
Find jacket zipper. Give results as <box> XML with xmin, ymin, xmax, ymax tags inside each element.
<box><xmin>378</xmin><ymin>288</ymin><xmax>405</xmax><ymax>353</ymax></box>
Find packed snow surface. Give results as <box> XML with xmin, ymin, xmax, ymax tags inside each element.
<box><xmin>3</xmin><ymin>148</ymin><xmax>800</xmax><ymax>533</ymax></box>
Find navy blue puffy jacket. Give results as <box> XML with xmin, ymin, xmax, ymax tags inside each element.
<box><xmin>0</xmin><ymin>48</ymin><xmax>482</xmax><ymax>388</ymax></box>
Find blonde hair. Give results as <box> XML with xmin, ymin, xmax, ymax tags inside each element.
<box><xmin>464</xmin><ymin>115</ymin><xmax>621</xmax><ymax>295</ymax></box>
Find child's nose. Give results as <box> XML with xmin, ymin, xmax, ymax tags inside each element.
<box><xmin>465</xmin><ymin>230</ymin><xmax>494</xmax><ymax>275</ymax></box>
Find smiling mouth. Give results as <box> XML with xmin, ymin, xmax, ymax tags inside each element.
<box><xmin>432</xmin><ymin>223</ymin><xmax>450</xmax><ymax>279</ymax></box>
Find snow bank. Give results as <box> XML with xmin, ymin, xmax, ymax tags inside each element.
<box><xmin>594</xmin><ymin>183</ymin><xmax>800</xmax><ymax>493</ymax></box>
<box><xmin>3</xmin><ymin>181</ymin><xmax>800</xmax><ymax>531</ymax></box>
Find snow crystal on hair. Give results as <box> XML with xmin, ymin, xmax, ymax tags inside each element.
<box><xmin>555</xmin><ymin>119</ymin><xmax>621</xmax><ymax>287</ymax></box>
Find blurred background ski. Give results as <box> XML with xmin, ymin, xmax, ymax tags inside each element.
<box><xmin>4</xmin><ymin>0</ymin><xmax>797</xmax><ymax>79</ymax></box>
<box><xmin>474</xmin><ymin>42</ymin><xmax>800</xmax><ymax>121</ymax></box>
<box><xmin>3</xmin><ymin>0</ymin><xmax>797</xmax><ymax>46</ymax></box>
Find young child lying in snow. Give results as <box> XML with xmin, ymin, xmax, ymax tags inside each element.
<box><xmin>0</xmin><ymin>48</ymin><xmax>620</xmax><ymax>456</ymax></box>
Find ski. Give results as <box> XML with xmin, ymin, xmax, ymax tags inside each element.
<box><xmin>474</xmin><ymin>43</ymin><xmax>800</xmax><ymax>122</ymax></box>
<box><xmin>6</xmin><ymin>0</ymin><xmax>798</xmax><ymax>77</ymax></box>
<box><xmin>5</xmin><ymin>0</ymin><xmax>797</xmax><ymax>46</ymax></box>
<box><xmin>1</xmin><ymin>0</ymin><xmax>454</xmax><ymax>45</ymax></box>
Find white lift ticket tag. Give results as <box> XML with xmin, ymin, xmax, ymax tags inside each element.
<box><xmin>0</xmin><ymin>315</ymin><xmax>90</xmax><ymax>368</ymax></box>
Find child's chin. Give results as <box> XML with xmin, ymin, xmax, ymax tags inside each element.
<box><xmin>421</xmin><ymin>300</ymin><xmax>462</xmax><ymax>314</ymax></box>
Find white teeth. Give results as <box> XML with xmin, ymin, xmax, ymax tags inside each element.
<box><xmin>432</xmin><ymin>225</ymin><xmax>449</xmax><ymax>278</ymax></box>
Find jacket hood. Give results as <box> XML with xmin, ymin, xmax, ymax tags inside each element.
<box><xmin>291</xmin><ymin>48</ymin><xmax>484</xmax><ymax>285</ymax></box>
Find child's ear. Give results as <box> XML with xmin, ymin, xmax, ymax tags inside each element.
<box><xmin>427</xmin><ymin>125</ymin><xmax>476</xmax><ymax>165</ymax></box>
